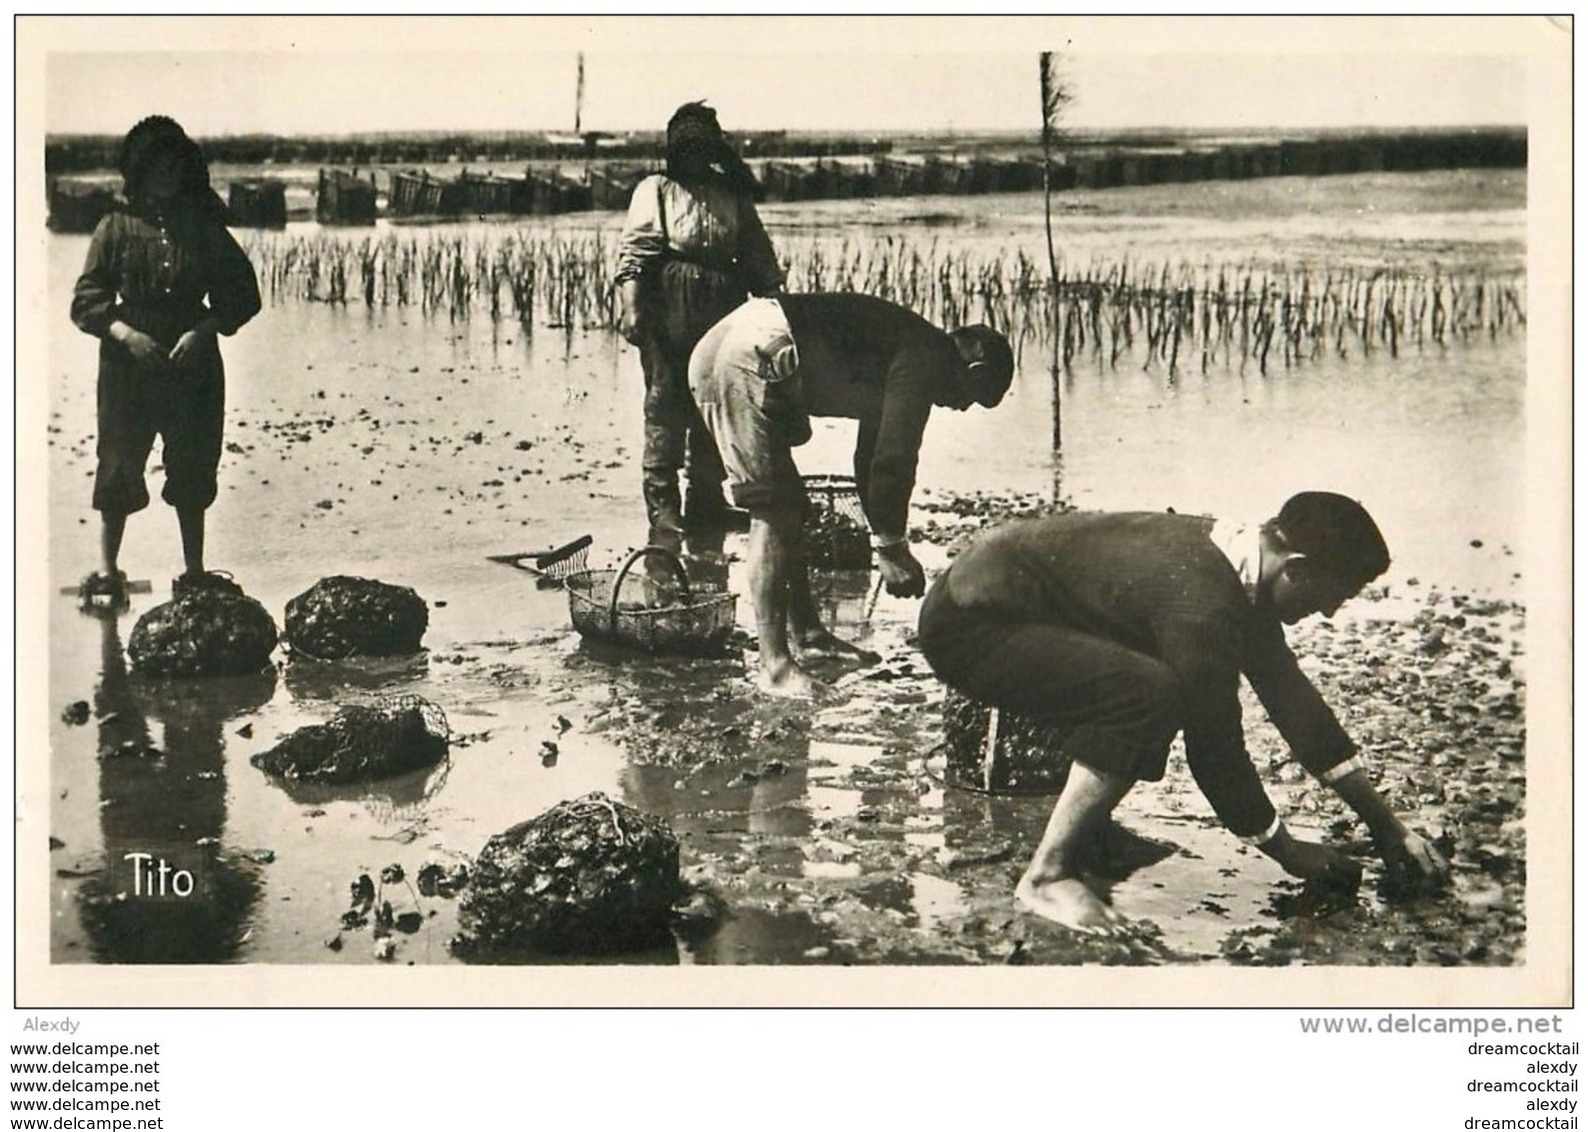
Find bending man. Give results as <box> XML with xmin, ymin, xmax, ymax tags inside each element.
<box><xmin>690</xmin><ymin>292</ymin><xmax>1013</xmax><ymax>697</ymax></box>
<box><xmin>917</xmin><ymin>493</ymin><xmax>1450</xmax><ymax>931</ymax></box>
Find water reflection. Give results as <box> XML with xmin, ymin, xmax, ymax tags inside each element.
<box><xmin>258</xmin><ymin>756</ymin><xmax>452</xmax><ymax>823</ymax></box>
<box><xmin>680</xmin><ymin>904</ymin><xmax>838</xmax><ymax>965</ymax></box>
<box><xmin>808</xmin><ymin>570</ymin><xmax>880</xmax><ymax>629</ymax></box>
<box><xmin>281</xmin><ymin>651</ymin><xmax>431</xmax><ymax>703</ymax></box>
<box><xmin>620</xmin><ymin>745</ymin><xmax>814</xmax><ymax>845</ymax></box>
<box><xmin>907</xmin><ymin>871</ymin><xmax>969</xmax><ymax>933</ymax></box>
<box><xmin>620</xmin><ymin>732</ymin><xmax>974</xmax><ymax>962</ymax></box>
<box><xmin>76</xmin><ymin>611</ymin><xmax>274</xmax><ymax>963</ymax></box>
<box><xmin>619</xmin><ymin>734</ymin><xmax>841</xmax><ymax>963</ymax></box>
<box><xmin>937</xmin><ymin>774</ymin><xmax>1176</xmax><ymax>907</ymax></box>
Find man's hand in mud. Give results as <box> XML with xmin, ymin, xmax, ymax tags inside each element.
<box><xmin>875</xmin><ymin>543</ymin><xmax>926</xmax><ymax>598</ymax></box>
<box><xmin>1263</xmin><ymin>827</ymin><xmax>1362</xmax><ymax>891</ymax></box>
<box><xmin>1284</xmin><ymin>841</ymin><xmax>1363</xmax><ymax>891</ymax></box>
<box><xmin>1376</xmin><ymin>827</ymin><xmax>1451</xmax><ymax>895</ymax></box>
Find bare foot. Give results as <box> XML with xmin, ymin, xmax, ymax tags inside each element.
<box><xmin>1015</xmin><ymin>874</ymin><xmax>1124</xmax><ymax>934</ymax></box>
<box><xmin>756</xmin><ymin>661</ymin><xmax>825</xmax><ymax>700</ymax></box>
<box><xmin>793</xmin><ymin>630</ymin><xmax>880</xmax><ymax>664</ymax></box>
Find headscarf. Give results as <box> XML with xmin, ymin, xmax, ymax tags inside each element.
<box><xmin>664</xmin><ymin>101</ymin><xmax>759</xmax><ymax>196</ymax></box>
<box><xmin>118</xmin><ymin>115</ymin><xmax>228</xmax><ymax>220</ymax></box>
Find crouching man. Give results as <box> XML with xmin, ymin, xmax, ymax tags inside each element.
<box><xmin>690</xmin><ymin>293</ymin><xmax>1013</xmax><ymax>697</ymax></box>
<box><xmin>917</xmin><ymin>492</ymin><xmax>1451</xmax><ymax>932</ymax></box>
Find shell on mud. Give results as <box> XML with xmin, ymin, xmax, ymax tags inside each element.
<box><xmin>456</xmin><ymin>791</ymin><xmax>682</xmax><ymax>955</ymax></box>
<box><xmin>284</xmin><ymin>575</ymin><xmax>429</xmax><ymax>660</ymax></box>
<box><xmin>249</xmin><ymin>694</ymin><xmax>450</xmax><ymax>784</ymax></box>
<box><xmin>942</xmin><ymin>687</ymin><xmax>1072</xmax><ymax>795</ymax></box>
<box><xmin>127</xmin><ymin>592</ymin><xmax>280</xmax><ymax>678</ymax></box>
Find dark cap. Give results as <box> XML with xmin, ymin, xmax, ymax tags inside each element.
<box><xmin>1275</xmin><ymin>491</ymin><xmax>1390</xmax><ymax>589</ymax></box>
<box><xmin>948</xmin><ymin>325</ymin><xmax>1015</xmax><ymax>407</ymax></box>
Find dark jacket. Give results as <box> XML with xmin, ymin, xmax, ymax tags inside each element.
<box><xmin>778</xmin><ymin>293</ymin><xmax>972</xmax><ymax>543</ymax></box>
<box><xmin>72</xmin><ymin>201</ymin><xmax>260</xmax><ymax>351</ymax></box>
<box><xmin>937</xmin><ymin>511</ymin><xmax>1357</xmax><ymax>836</ymax></box>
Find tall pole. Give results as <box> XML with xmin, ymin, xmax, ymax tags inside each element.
<box><xmin>575</xmin><ymin>52</ymin><xmax>585</xmax><ymax>134</ymax></box>
<box><xmin>1039</xmin><ymin>54</ymin><xmax>1063</xmax><ymax>314</ymax></box>
<box><xmin>1039</xmin><ymin>52</ymin><xmax>1069</xmax><ymax>495</ymax></box>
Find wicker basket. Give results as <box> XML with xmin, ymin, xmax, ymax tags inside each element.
<box><xmin>942</xmin><ymin>687</ymin><xmax>1072</xmax><ymax>795</ymax></box>
<box><xmin>566</xmin><ymin>546</ymin><xmax>737</xmax><ymax>655</ymax></box>
<box><xmin>803</xmin><ymin>474</ymin><xmax>871</xmax><ymax>570</ymax></box>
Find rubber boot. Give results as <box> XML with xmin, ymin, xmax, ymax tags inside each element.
<box><xmin>683</xmin><ymin>481</ymin><xmax>751</xmax><ymax>531</ymax></box>
<box><xmin>643</xmin><ymin>471</ymin><xmax>685</xmax><ymax>537</ymax></box>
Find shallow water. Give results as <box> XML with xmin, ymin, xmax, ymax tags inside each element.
<box><xmin>39</xmin><ymin>169</ymin><xmax>1529</xmax><ymax>969</ymax></box>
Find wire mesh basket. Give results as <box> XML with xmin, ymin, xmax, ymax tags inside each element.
<box><xmin>941</xmin><ymin>687</ymin><xmax>1072</xmax><ymax>795</ymax></box>
<box><xmin>250</xmin><ymin>692</ymin><xmax>452</xmax><ymax>784</ymax></box>
<box><xmin>802</xmin><ymin>474</ymin><xmax>872</xmax><ymax>570</ymax></box>
<box><xmin>565</xmin><ymin>545</ymin><xmax>737</xmax><ymax>655</ymax></box>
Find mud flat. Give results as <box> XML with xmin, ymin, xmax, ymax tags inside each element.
<box><xmin>42</xmin><ymin>170</ymin><xmax>1532</xmax><ymax>968</ymax></box>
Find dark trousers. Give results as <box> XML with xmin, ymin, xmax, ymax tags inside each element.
<box><xmin>94</xmin><ymin>350</ymin><xmax>225</xmax><ymax>515</ymax></box>
<box><xmin>917</xmin><ymin>577</ymin><xmax>1184</xmax><ymax>782</ymax></box>
<box><xmin>639</xmin><ymin>328</ymin><xmax>726</xmax><ymax>492</ymax></box>
<box><xmin>637</xmin><ymin>260</ymin><xmax>753</xmax><ymax>528</ymax></box>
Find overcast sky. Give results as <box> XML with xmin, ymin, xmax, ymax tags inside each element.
<box><xmin>31</xmin><ymin>15</ymin><xmax>1550</xmax><ymax>138</ymax></box>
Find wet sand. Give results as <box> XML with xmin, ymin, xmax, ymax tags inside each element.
<box><xmin>41</xmin><ymin>172</ymin><xmax>1529</xmax><ymax>969</ymax></box>
<box><xmin>46</xmin><ymin>470</ymin><xmax>1526</xmax><ymax>968</ymax></box>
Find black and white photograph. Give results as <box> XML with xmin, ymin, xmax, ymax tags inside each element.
<box><xmin>14</xmin><ymin>14</ymin><xmax>1571</xmax><ymax>1008</ymax></box>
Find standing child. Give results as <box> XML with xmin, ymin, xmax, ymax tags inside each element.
<box><xmin>71</xmin><ymin>116</ymin><xmax>261</xmax><ymax>605</ymax></box>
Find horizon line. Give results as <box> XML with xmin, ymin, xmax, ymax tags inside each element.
<box><xmin>45</xmin><ymin>122</ymin><xmax>1529</xmax><ymax>143</ymax></box>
